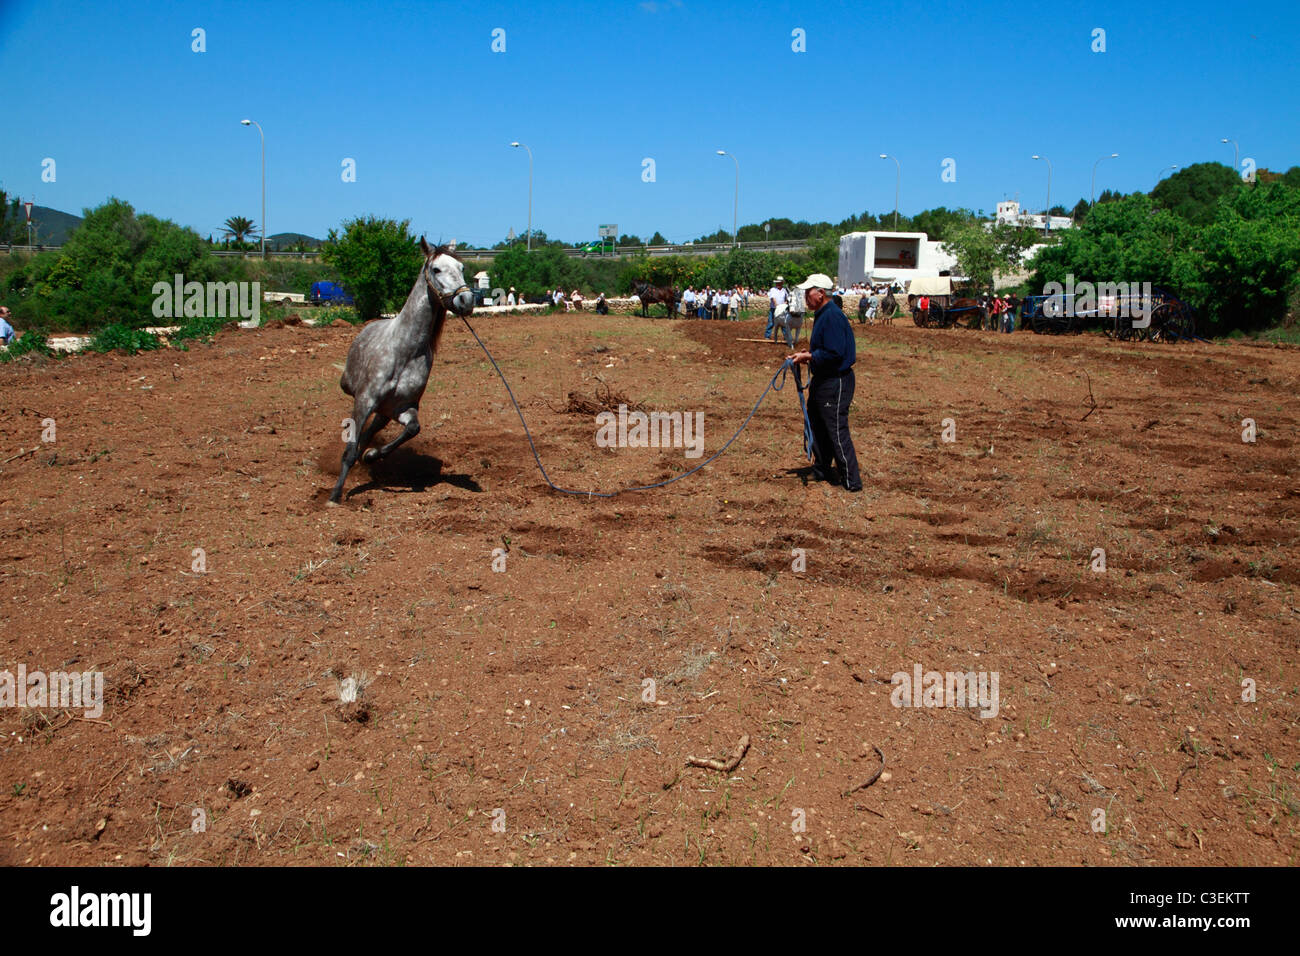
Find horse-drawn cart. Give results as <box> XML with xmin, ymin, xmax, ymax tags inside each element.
<box><xmin>1107</xmin><ymin>287</ymin><xmax>1198</xmax><ymax>343</ymax></box>
<box><xmin>906</xmin><ymin>276</ymin><xmax>988</xmax><ymax>329</ymax></box>
<box><xmin>1021</xmin><ymin>294</ymin><xmax>1084</xmax><ymax>334</ymax></box>
<box><xmin>1023</xmin><ymin>286</ymin><xmax>1198</xmax><ymax>341</ymax></box>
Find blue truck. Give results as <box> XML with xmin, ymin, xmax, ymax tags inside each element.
<box><xmin>310</xmin><ymin>281</ymin><xmax>355</xmax><ymax>306</ymax></box>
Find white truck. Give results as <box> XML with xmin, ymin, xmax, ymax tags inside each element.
<box><xmin>263</xmin><ymin>291</ymin><xmax>307</xmax><ymax>306</ymax></box>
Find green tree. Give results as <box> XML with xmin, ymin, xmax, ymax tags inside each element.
<box><xmin>942</xmin><ymin>221</ymin><xmax>1039</xmax><ymax>291</ymax></box>
<box><xmin>909</xmin><ymin>207</ymin><xmax>978</xmax><ymax>242</ymax></box>
<box><xmin>321</xmin><ymin>216</ymin><xmax>424</xmax><ymax>320</ymax></box>
<box><xmin>1025</xmin><ymin>186</ymin><xmax>1300</xmax><ymax>333</ymax></box>
<box><xmin>489</xmin><ymin>244</ymin><xmax>582</xmax><ymax>298</ymax></box>
<box><xmin>4</xmin><ymin>198</ymin><xmax>212</xmax><ymax>331</ymax></box>
<box><xmin>1151</xmin><ymin>162</ymin><xmax>1242</xmax><ymax>225</ymax></box>
<box><xmin>0</xmin><ymin>191</ymin><xmax>27</xmax><ymax>244</ymax></box>
<box><xmin>1030</xmin><ymin>193</ymin><xmax>1195</xmax><ymax>296</ymax></box>
<box><xmin>1188</xmin><ymin>180</ymin><xmax>1300</xmax><ymax>330</ymax></box>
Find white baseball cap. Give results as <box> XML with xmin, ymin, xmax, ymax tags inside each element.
<box><xmin>797</xmin><ymin>273</ymin><xmax>833</xmax><ymax>290</ymax></box>
<box><xmin>774</xmin><ymin>275</ymin><xmax>784</xmax><ymax>282</ymax></box>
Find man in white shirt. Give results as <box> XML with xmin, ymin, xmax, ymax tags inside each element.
<box><xmin>718</xmin><ymin>289</ymin><xmax>730</xmax><ymax>321</ymax></box>
<box><xmin>766</xmin><ymin>276</ymin><xmax>788</xmax><ymax>340</ymax></box>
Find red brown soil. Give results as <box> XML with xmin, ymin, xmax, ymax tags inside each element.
<box><xmin>1</xmin><ymin>314</ymin><xmax>1297</xmax><ymax>865</ymax></box>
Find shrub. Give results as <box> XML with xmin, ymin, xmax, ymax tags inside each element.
<box><xmin>88</xmin><ymin>323</ymin><xmax>161</xmax><ymax>354</ymax></box>
<box><xmin>321</xmin><ymin>217</ymin><xmax>423</xmax><ymax>320</ymax></box>
<box><xmin>3</xmin><ymin>199</ymin><xmax>216</xmax><ymax>333</ymax></box>
<box><xmin>0</xmin><ymin>330</ymin><xmax>55</xmax><ymax>363</ymax></box>
<box><xmin>170</xmin><ymin>312</ymin><xmax>239</xmax><ymax>347</ymax></box>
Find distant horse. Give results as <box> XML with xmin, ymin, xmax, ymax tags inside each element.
<box><xmin>934</xmin><ymin>298</ymin><xmax>989</xmax><ymax>329</ymax></box>
<box><xmin>907</xmin><ymin>295</ymin><xmax>987</xmax><ymax>329</ymax></box>
<box><xmin>951</xmin><ymin>298</ymin><xmax>990</xmax><ymax>330</ymax></box>
<box><xmin>632</xmin><ymin>282</ymin><xmax>678</xmax><ymax>318</ymax></box>
<box><xmin>328</xmin><ymin>237</ymin><xmax>474</xmax><ymax>504</ymax></box>
<box><xmin>878</xmin><ymin>292</ymin><xmax>898</xmax><ymax>325</ymax></box>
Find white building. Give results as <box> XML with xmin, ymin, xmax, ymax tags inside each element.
<box><xmin>994</xmin><ymin>200</ymin><xmax>1072</xmax><ymax>232</ymax></box>
<box><xmin>837</xmin><ymin>231</ymin><xmax>959</xmax><ymax>286</ymax></box>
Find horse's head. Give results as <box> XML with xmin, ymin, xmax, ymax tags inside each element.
<box><xmin>420</xmin><ymin>236</ymin><xmax>474</xmax><ymax>316</ymax></box>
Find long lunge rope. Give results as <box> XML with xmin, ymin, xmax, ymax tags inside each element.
<box><xmin>792</xmin><ymin>364</ymin><xmax>815</xmax><ymax>463</ymax></box>
<box><xmin>457</xmin><ymin>314</ymin><xmax>814</xmax><ymax>497</ymax></box>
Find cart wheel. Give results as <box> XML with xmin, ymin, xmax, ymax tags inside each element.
<box><xmin>1162</xmin><ymin>303</ymin><xmax>1195</xmax><ymax>342</ymax></box>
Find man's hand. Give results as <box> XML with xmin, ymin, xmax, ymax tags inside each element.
<box><xmin>788</xmin><ymin>351</ymin><xmax>812</xmax><ymax>365</ymax></box>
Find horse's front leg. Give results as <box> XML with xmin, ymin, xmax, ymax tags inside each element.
<box><xmin>364</xmin><ymin>406</ymin><xmax>420</xmax><ymax>461</ymax></box>
<box><xmin>330</xmin><ymin>402</ymin><xmax>387</xmax><ymax>503</ymax></box>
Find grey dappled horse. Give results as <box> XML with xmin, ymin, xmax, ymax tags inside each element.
<box><xmin>328</xmin><ymin>238</ymin><xmax>474</xmax><ymax>504</ymax></box>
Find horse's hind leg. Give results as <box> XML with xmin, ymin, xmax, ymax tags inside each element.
<box><xmin>364</xmin><ymin>406</ymin><xmax>420</xmax><ymax>462</ymax></box>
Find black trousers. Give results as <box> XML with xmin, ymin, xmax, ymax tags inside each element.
<box><xmin>808</xmin><ymin>371</ymin><xmax>862</xmax><ymax>490</ymax></box>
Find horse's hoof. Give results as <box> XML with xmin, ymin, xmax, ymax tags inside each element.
<box><xmin>326</xmin><ymin>499</ymin><xmax>341</xmax><ymax>508</ymax></box>
<box><xmin>362</xmin><ymin>449</ymin><xmax>380</xmax><ymax>463</ymax></box>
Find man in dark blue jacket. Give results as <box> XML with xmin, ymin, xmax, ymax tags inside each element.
<box><xmin>788</xmin><ymin>273</ymin><xmax>862</xmax><ymax>492</ymax></box>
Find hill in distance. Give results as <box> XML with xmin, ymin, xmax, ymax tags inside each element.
<box><xmin>11</xmin><ymin>206</ymin><xmax>325</xmax><ymax>250</ymax></box>
<box><xmin>265</xmin><ymin>232</ymin><xmax>323</xmax><ymax>251</ymax></box>
<box><xmin>21</xmin><ymin>205</ymin><xmax>83</xmax><ymax>245</ymax></box>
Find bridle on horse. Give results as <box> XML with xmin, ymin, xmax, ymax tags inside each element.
<box><xmin>423</xmin><ymin>254</ymin><xmax>469</xmax><ymax>311</ymax></box>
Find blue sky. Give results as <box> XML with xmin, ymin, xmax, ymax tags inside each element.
<box><xmin>2</xmin><ymin>0</ymin><xmax>1297</xmax><ymax>245</ymax></box>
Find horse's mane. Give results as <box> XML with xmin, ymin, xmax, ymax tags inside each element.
<box><xmin>430</xmin><ymin>243</ymin><xmax>462</xmax><ymax>262</ymax></box>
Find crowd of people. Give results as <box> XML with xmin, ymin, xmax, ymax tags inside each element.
<box><xmin>514</xmin><ymin>288</ymin><xmax>608</xmax><ymax>314</ymax></box>
<box><xmin>502</xmin><ymin>277</ymin><xmax>1021</xmax><ymax>334</ymax></box>
<box><xmin>679</xmin><ymin>286</ymin><xmax>753</xmax><ymax>321</ymax></box>
<box><xmin>979</xmin><ymin>292</ymin><xmax>1020</xmax><ymax>333</ymax></box>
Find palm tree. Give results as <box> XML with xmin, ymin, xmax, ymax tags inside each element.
<box><xmin>221</xmin><ymin>215</ymin><xmax>259</xmax><ymax>250</ymax></box>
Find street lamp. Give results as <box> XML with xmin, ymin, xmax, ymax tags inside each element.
<box><xmin>240</xmin><ymin>119</ymin><xmax>265</xmax><ymax>259</ymax></box>
<box><xmin>880</xmin><ymin>154</ymin><xmax>900</xmax><ymax>231</ymax></box>
<box><xmin>1156</xmin><ymin>164</ymin><xmax>1179</xmax><ymax>187</ymax></box>
<box><xmin>1032</xmin><ymin>154</ymin><xmax>1052</xmax><ymax>236</ymax></box>
<box><xmin>716</xmin><ymin>150</ymin><xmax>739</xmax><ymax>247</ymax></box>
<box><xmin>1220</xmin><ymin>137</ymin><xmax>1239</xmax><ymax>171</ymax></box>
<box><xmin>510</xmin><ymin>142</ymin><xmax>533</xmax><ymax>251</ymax></box>
<box><xmin>1091</xmin><ymin>152</ymin><xmax>1118</xmax><ymax>205</ymax></box>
